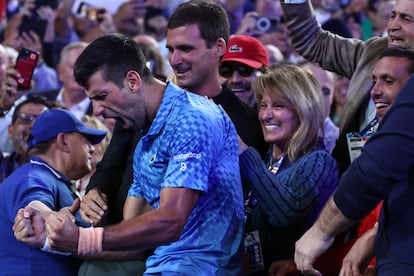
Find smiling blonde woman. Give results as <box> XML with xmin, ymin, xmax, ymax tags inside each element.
<box><xmin>238</xmin><ymin>64</ymin><xmax>339</xmax><ymax>275</ymax></box>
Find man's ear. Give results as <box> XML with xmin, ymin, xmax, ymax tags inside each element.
<box><xmin>56</xmin><ymin>133</ymin><xmax>70</xmax><ymax>153</ymax></box>
<box><xmin>215</xmin><ymin>37</ymin><xmax>227</xmax><ymax>58</ymax></box>
<box><xmin>124</xmin><ymin>70</ymin><xmax>142</xmax><ymax>93</ymax></box>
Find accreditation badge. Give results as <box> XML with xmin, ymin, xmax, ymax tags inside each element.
<box><xmin>346</xmin><ymin>132</ymin><xmax>373</xmax><ymax>163</ymax></box>
<box><xmin>244</xmin><ymin>230</ymin><xmax>264</xmax><ymax>274</ymax></box>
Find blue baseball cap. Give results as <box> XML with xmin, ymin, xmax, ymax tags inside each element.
<box><xmin>27</xmin><ymin>109</ymin><xmax>107</xmax><ymax>149</ymax></box>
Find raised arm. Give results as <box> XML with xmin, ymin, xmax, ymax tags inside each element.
<box><xmin>280</xmin><ymin>0</ymin><xmax>367</xmax><ymax>78</ymax></box>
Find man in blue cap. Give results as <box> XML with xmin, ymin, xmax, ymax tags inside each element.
<box><xmin>0</xmin><ymin>108</ymin><xmax>107</xmax><ymax>276</ymax></box>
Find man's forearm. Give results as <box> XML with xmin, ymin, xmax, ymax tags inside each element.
<box><xmin>314</xmin><ymin>196</ymin><xmax>356</xmax><ymax>240</ymax></box>
<box><xmin>102</xmin><ymin>188</ymin><xmax>199</xmax><ymax>251</ymax></box>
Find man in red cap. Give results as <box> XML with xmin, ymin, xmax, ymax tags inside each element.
<box><xmin>220</xmin><ymin>35</ymin><xmax>270</xmax><ymax>109</ymax></box>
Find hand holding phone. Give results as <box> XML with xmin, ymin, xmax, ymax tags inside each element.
<box><xmin>14</xmin><ymin>48</ymin><xmax>39</xmax><ymax>90</ymax></box>
<box><xmin>1</xmin><ymin>67</ymin><xmax>27</xmax><ymax>112</ymax></box>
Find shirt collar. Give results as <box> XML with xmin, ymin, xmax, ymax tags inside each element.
<box><xmin>29</xmin><ymin>156</ymin><xmax>71</xmax><ymax>184</ymax></box>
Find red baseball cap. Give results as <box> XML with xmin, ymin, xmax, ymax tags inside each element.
<box><xmin>221</xmin><ymin>35</ymin><xmax>269</xmax><ymax>69</ymax></box>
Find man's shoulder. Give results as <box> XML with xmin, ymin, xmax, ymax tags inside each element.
<box><xmin>167</xmin><ymin>84</ymin><xmax>219</xmax><ymax>115</ymax></box>
<box><xmin>359</xmin><ymin>36</ymin><xmax>388</xmax><ymax>61</ymax></box>
<box><xmin>0</xmin><ymin>163</ymin><xmax>36</xmax><ymax>193</ymax></box>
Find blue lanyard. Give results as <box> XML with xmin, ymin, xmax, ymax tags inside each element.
<box><xmin>359</xmin><ymin>115</ymin><xmax>378</xmax><ymax>136</ymax></box>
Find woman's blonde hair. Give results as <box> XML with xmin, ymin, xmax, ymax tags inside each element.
<box><xmin>253</xmin><ymin>64</ymin><xmax>324</xmax><ymax>161</ymax></box>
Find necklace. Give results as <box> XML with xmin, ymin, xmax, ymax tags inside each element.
<box><xmin>268</xmin><ymin>155</ymin><xmax>285</xmax><ymax>175</ymax></box>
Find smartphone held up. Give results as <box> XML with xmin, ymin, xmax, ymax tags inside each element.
<box><xmin>14</xmin><ymin>48</ymin><xmax>39</xmax><ymax>90</ymax></box>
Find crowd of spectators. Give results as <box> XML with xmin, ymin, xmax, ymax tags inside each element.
<box><xmin>0</xmin><ymin>0</ymin><xmax>393</xmax><ymax>132</ymax></box>
<box><xmin>0</xmin><ymin>0</ymin><xmax>394</xmax><ymax>129</ymax></box>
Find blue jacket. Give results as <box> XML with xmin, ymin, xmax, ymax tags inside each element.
<box><xmin>335</xmin><ymin>73</ymin><xmax>414</xmax><ymax>274</ymax></box>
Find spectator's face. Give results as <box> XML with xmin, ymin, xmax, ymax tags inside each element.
<box><xmin>82</xmin><ymin>120</ymin><xmax>108</xmax><ymax>172</ymax></box>
<box><xmin>220</xmin><ymin>61</ymin><xmax>258</xmax><ymax>109</ymax></box>
<box><xmin>333</xmin><ymin>76</ymin><xmax>349</xmax><ymax>107</ymax></box>
<box><xmin>302</xmin><ymin>63</ymin><xmax>335</xmax><ymax>118</ymax></box>
<box><xmin>146</xmin><ymin>14</ymin><xmax>168</xmax><ymax>41</ymax></box>
<box><xmin>8</xmin><ymin>103</ymin><xmax>48</xmax><ymax>157</ymax></box>
<box><xmin>371</xmin><ymin>56</ymin><xmax>411</xmax><ymax>121</ymax></box>
<box><xmin>58</xmin><ymin>47</ymin><xmax>85</xmax><ymax>93</ymax></box>
<box><xmin>258</xmin><ymin>92</ymin><xmax>298</xmax><ymax>145</ymax></box>
<box><xmin>65</xmin><ymin>132</ymin><xmax>95</xmax><ymax>180</ymax></box>
<box><xmin>114</xmin><ymin>1</ymin><xmax>144</xmax><ymax>36</ymax></box>
<box><xmin>387</xmin><ymin>0</ymin><xmax>414</xmax><ymax>47</ymax></box>
<box><xmin>166</xmin><ymin>24</ymin><xmax>224</xmax><ymax>95</ymax></box>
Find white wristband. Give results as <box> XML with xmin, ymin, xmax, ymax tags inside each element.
<box><xmin>41</xmin><ymin>236</ymin><xmax>72</xmax><ymax>256</ymax></box>
<box><xmin>77</xmin><ymin>227</ymin><xmax>104</xmax><ymax>255</ymax></box>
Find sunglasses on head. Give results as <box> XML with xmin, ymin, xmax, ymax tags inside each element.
<box><xmin>219</xmin><ymin>63</ymin><xmax>255</xmax><ymax>78</ymax></box>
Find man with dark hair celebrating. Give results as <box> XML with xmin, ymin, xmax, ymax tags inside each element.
<box><xmin>18</xmin><ymin>34</ymin><xmax>244</xmax><ymax>275</ymax></box>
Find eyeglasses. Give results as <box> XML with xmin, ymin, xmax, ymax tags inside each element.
<box><xmin>15</xmin><ymin>112</ymin><xmax>40</xmax><ymax>124</ymax></box>
<box><xmin>219</xmin><ymin>64</ymin><xmax>255</xmax><ymax>78</ymax></box>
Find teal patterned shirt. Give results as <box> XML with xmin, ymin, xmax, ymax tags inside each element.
<box><xmin>128</xmin><ymin>82</ymin><xmax>244</xmax><ymax>275</ymax></box>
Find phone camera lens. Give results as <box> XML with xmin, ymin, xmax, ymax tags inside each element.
<box><xmin>256</xmin><ymin>17</ymin><xmax>271</xmax><ymax>33</ymax></box>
